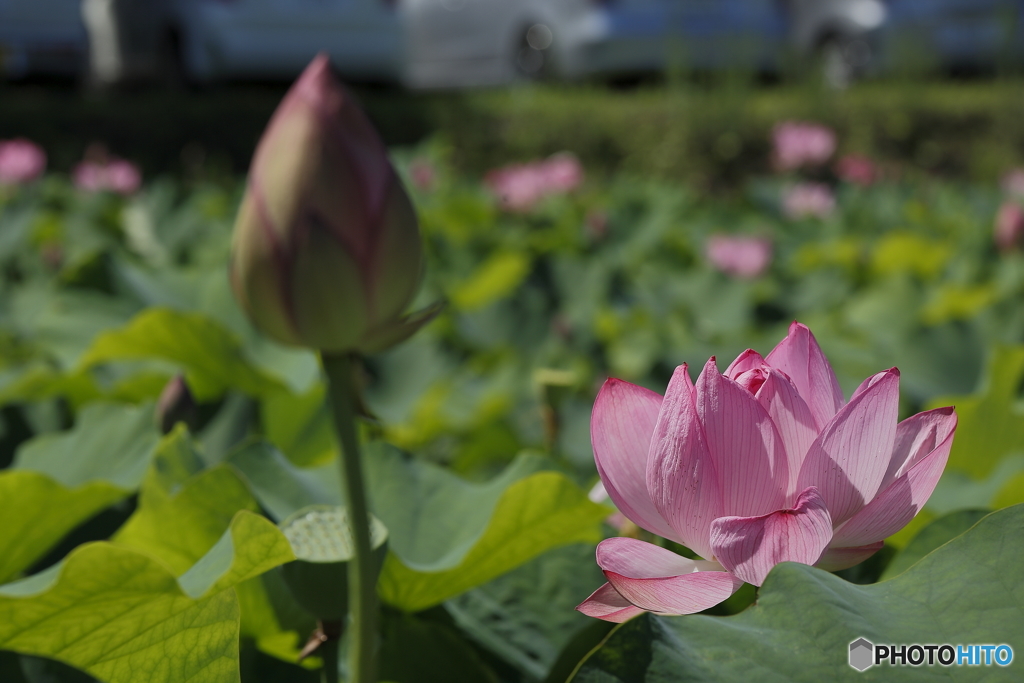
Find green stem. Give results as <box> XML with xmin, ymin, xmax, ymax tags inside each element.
<box><xmin>320</xmin><ymin>634</ymin><xmax>340</xmax><ymax>683</ymax></box>
<box><xmin>322</xmin><ymin>353</ymin><xmax>377</xmax><ymax>683</ymax></box>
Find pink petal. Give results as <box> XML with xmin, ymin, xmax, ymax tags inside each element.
<box><xmin>709</xmin><ymin>486</ymin><xmax>833</xmax><ymax>587</ymax></box>
<box><xmin>646</xmin><ymin>364</ymin><xmax>721</xmax><ymax>560</ymax></box>
<box><xmin>576</xmin><ymin>582</ymin><xmax>645</xmax><ymax>623</ymax></box>
<box><xmin>591</xmin><ymin>378</ymin><xmax>680</xmax><ymax>541</ymax></box>
<box><xmin>696</xmin><ymin>358</ymin><xmax>788</xmax><ymax>517</ymax></box>
<box><xmin>829</xmin><ymin>415</ymin><xmax>955</xmax><ymax>548</ymax></box>
<box><xmin>815</xmin><ymin>542</ymin><xmax>884</xmax><ymax>571</ymax></box>
<box><xmin>882</xmin><ymin>407</ymin><xmax>958</xmax><ymax>490</ymax></box>
<box><xmin>724</xmin><ymin>349</ymin><xmax>769</xmax><ymax>395</ymax></box>
<box><xmin>596</xmin><ymin>536</ymin><xmax>709</xmax><ymax>577</ymax></box>
<box><xmin>754</xmin><ymin>368</ymin><xmax>819</xmax><ymax>498</ymax></box>
<box><xmin>795</xmin><ymin>368</ymin><xmax>900</xmax><ymax>526</ymax></box>
<box><xmin>765</xmin><ymin>322</ymin><xmax>845</xmax><ymax>430</ymax></box>
<box><xmin>604</xmin><ymin>569</ymin><xmax>743</xmax><ymax>615</ymax></box>
<box><xmin>596</xmin><ymin>538</ymin><xmax>742</xmax><ymax>615</ymax></box>
<box><xmin>724</xmin><ymin>349</ymin><xmax>766</xmax><ymax>378</ymax></box>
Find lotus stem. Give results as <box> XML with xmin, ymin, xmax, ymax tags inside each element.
<box><xmin>322</xmin><ymin>353</ymin><xmax>377</xmax><ymax>683</ymax></box>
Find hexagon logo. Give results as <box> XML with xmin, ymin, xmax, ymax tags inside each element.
<box><xmin>849</xmin><ymin>638</ymin><xmax>874</xmax><ymax>671</ymax></box>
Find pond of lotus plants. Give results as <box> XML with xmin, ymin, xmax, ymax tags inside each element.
<box><xmin>0</xmin><ymin>63</ymin><xmax>1022</xmax><ymax>683</ymax></box>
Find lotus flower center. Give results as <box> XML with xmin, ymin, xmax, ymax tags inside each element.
<box><xmin>732</xmin><ymin>366</ymin><xmax>768</xmax><ymax>395</ymax></box>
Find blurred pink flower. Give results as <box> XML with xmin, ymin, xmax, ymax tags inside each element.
<box><xmin>577</xmin><ymin>322</ymin><xmax>956</xmax><ymax>622</ymax></box>
<box><xmin>73</xmin><ymin>157</ymin><xmax>141</xmax><ymax>195</ymax></box>
<box><xmin>772</xmin><ymin>121</ymin><xmax>836</xmax><ymax>171</ymax></box>
<box><xmin>705</xmin><ymin>235</ymin><xmax>773</xmax><ymax>279</ymax></box>
<box><xmin>836</xmin><ymin>155</ymin><xmax>876</xmax><ymax>186</ymax></box>
<box><xmin>409</xmin><ymin>158</ymin><xmax>436</xmax><ymax>192</ymax></box>
<box><xmin>783</xmin><ymin>182</ymin><xmax>835</xmax><ymax>219</ymax></box>
<box><xmin>1001</xmin><ymin>169</ymin><xmax>1024</xmax><ymax>198</ymax></box>
<box><xmin>994</xmin><ymin>202</ymin><xmax>1024</xmax><ymax>251</ymax></box>
<box><xmin>0</xmin><ymin>138</ymin><xmax>46</xmax><ymax>185</ymax></box>
<box><xmin>485</xmin><ymin>152</ymin><xmax>583</xmax><ymax>212</ymax></box>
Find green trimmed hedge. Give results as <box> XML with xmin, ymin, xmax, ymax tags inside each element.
<box><xmin>1</xmin><ymin>77</ymin><xmax>1024</xmax><ymax>185</ymax></box>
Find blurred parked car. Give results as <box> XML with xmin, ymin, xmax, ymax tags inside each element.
<box><xmin>876</xmin><ymin>0</ymin><xmax>1024</xmax><ymax>75</ymax></box>
<box><xmin>90</xmin><ymin>0</ymin><xmax>889</xmax><ymax>88</ymax></box>
<box><xmin>0</xmin><ymin>0</ymin><xmax>88</xmax><ymax>79</ymax></box>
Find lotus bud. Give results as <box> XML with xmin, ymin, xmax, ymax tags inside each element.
<box><xmin>155</xmin><ymin>374</ymin><xmax>198</xmax><ymax>435</ymax></box>
<box><xmin>230</xmin><ymin>54</ymin><xmax>438</xmax><ymax>354</ymax></box>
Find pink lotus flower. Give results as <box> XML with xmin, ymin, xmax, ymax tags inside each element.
<box><xmin>577</xmin><ymin>322</ymin><xmax>956</xmax><ymax>622</ymax></box>
<box><xmin>994</xmin><ymin>202</ymin><xmax>1024</xmax><ymax>251</ymax></box>
<box><xmin>485</xmin><ymin>153</ymin><xmax>583</xmax><ymax>212</ymax></box>
<box><xmin>783</xmin><ymin>182</ymin><xmax>835</xmax><ymax>219</ymax></box>
<box><xmin>73</xmin><ymin>148</ymin><xmax>142</xmax><ymax>195</ymax></box>
<box><xmin>836</xmin><ymin>154</ymin><xmax>876</xmax><ymax>186</ymax></box>
<box><xmin>0</xmin><ymin>138</ymin><xmax>46</xmax><ymax>185</ymax></box>
<box><xmin>772</xmin><ymin>122</ymin><xmax>836</xmax><ymax>171</ymax></box>
<box><xmin>705</xmin><ymin>235</ymin><xmax>772</xmax><ymax>279</ymax></box>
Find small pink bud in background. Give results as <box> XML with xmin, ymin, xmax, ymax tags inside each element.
<box><xmin>155</xmin><ymin>374</ymin><xmax>198</xmax><ymax>435</ymax></box>
<box><xmin>0</xmin><ymin>138</ymin><xmax>46</xmax><ymax>185</ymax></box>
<box><xmin>408</xmin><ymin>158</ymin><xmax>436</xmax><ymax>192</ymax></box>
<box><xmin>485</xmin><ymin>152</ymin><xmax>583</xmax><ymax>212</ymax></box>
<box><xmin>994</xmin><ymin>202</ymin><xmax>1024</xmax><ymax>251</ymax></box>
<box><xmin>230</xmin><ymin>54</ymin><xmax>436</xmax><ymax>354</ymax></box>
<box><xmin>783</xmin><ymin>182</ymin><xmax>836</xmax><ymax>219</ymax></box>
<box><xmin>705</xmin><ymin>235</ymin><xmax>773</xmax><ymax>279</ymax></box>
<box><xmin>836</xmin><ymin>154</ymin><xmax>876</xmax><ymax>186</ymax></box>
<box><xmin>1001</xmin><ymin>168</ymin><xmax>1024</xmax><ymax>199</ymax></box>
<box><xmin>73</xmin><ymin>157</ymin><xmax>142</xmax><ymax>195</ymax></box>
<box><xmin>771</xmin><ymin>121</ymin><xmax>836</xmax><ymax>171</ymax></box>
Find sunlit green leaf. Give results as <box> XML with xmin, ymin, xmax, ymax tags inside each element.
<box><xmin>0</xmin><ymin>471</ymin><xmax>125</xmax><ymax>584</ymax></box>
<box><xmin>77</xmin><ymin>308</ymin><xmax>286</xmax><ymax>401</ymax></box>
<box><xmin>13</xmin><ymin>402</ymin><xmax>160</xmax><ymax>490</ymax></box>
<box><xmin>0</xmin><ymin>511</ymin><xmax>294</xmax><ymax>683</ymax></box>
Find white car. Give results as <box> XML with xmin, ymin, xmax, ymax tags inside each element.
<box><xmin>85</xmin><ymin>0</ymin><xmax>673</xmax><ymax>88</ymax></box>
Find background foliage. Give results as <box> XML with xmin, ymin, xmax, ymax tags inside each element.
<box><xmin>0</xmin><ymin>77</ymin><xmax>1023</xmax><ymax>681</ymax></box>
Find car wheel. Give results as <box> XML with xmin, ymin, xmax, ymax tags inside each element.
<box><xmin>514</xmin><ymin>23</ymin><xmax>555</xmax><ymax>80</ymax></box>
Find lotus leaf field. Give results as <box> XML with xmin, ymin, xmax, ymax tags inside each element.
<box><xmin>0</xmin><ymin>100</ymin><xmax>1023</xmax><ymax>682</ymax></box>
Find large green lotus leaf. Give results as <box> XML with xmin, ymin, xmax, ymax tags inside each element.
<box><xmin>227</xmin><ymin>441</ymin><xmax>607</xmax><ymax>612</ymax></box>
<box><xmin>13</xmin><ymin>402</ymin><xmax>160</xmax><ymax>490</ymax></box>
<box><xmin>76</xmin><ymin>308</ymin><xmax>285</xmax><ymax>401</ymax></box>
<box><xmin>260</xmin><ymin>383</ymin><xmax>336</xmax><ymax>467</ymax></box>
<box><xmin>571</xmin><ymin>504</ymin><xmax>1024</xmax><ymax>683</ymax></box>
<box><xmin>0</xmin><ymin>471</ymin><xmax>125</xmax><ymax>584</ymax></box>
<box><xmin>113</xmin><ymin>464</ymin><xmax>260</xmax><ymax>574</ymax></box>
<box><xmin>227</xmin><ymin>440</ymin><xmax>542</xmax><ymax>561</ymax></box>
<box><xmin>109</xmin><ymin>259</ymin><xmax>320</xmax><ymax>395</ymax></box>
<box><xmin>880</xmin><ymin>508</ymin><xmax>989</xmax><ymax>581</ymax></box>
<box><xmin>225</xmin><ymin>440</ymin><xmax>340</xmax><ymax>522</ymax></box>
<box><xmin>364</xmin><ymin>443</ymin><xmax>550</xmax><ymax>572</ymax></box>
<box><xmin>0</xmin><ymin>511</ymin><xmax>294</xmax><ymax>683</ymax></box>
<box><xmin>113</xmin><ymin>434</ymin><xmax>309</xmax><ymax>664</ymax></box>
<box><xmin>0</xmin><ymin>365</ymin><xmax>101</xmax><ymax>410</ymax></box>
<box><xmin>379</xmin><ymin>471</ymin><xmax>607</xmax><ymax>612</ymax></box>
<box><xmin>445</xmin><ymin>543</ymin><xmax>606</xmax><ymax>681</ymax></box>
<box><xmin>378</xmin><ymin>608</ymin><xmax>500</xmax><ymax>683</ymax></box>
<box><xmin>926</xmin><ymin>345</ymin><xmax>1024</xmax><ymax>479</ymax></box>
<box><xmin>8</xmin><ymin>286</ymin><xmax>139</xmax><ymax>369</ymax></box>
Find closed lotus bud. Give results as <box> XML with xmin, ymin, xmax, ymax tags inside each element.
<box><xmin>231</xmin><ymin>54</ymin><xmax>437</xmax><ymax>354</ymax></box>
<box><xmin>155</xmin><ymin>374</ymin><xmax>198</xmax><ymax>435</ymax></box>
